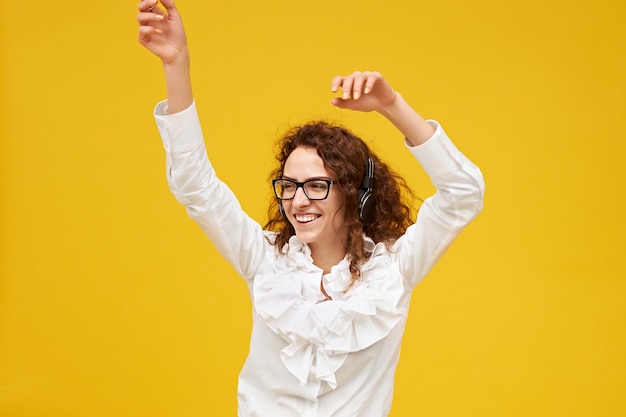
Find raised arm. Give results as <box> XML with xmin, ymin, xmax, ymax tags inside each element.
<box><xmin>138</xmin><ymin>1</ymin><xmax>267</xmax><ymax>280</ymax></box>
<box><xmin>137</xmin><ymin>0</ymin><xmax>192</xmax><ymax>113</ymax></box>
<box><xmin>329</xmin><ymin>71</ymin><xmax>434</xmax><ymax>146</ymax></box>
<box><xmin>331</xmin><ymin>71</ymin><xmax>485</xmax><ymax>287</ymax></box>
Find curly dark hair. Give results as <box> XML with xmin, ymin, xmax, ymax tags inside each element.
<box><xmin>264</xmin><ymin>120</ymin><xmax>420</xmax><ymax>284</ymax></box>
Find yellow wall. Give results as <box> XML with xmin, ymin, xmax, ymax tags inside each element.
<box><xmin>1</xmin><ymin>0</ymin><xmax>625</xmax><ymax>416</ymax></box>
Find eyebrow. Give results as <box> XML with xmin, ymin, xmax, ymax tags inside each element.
<box><xmin>280</xmin><ymin>175</ymin><xmax>335</xmax><ymax>182</ymax></box>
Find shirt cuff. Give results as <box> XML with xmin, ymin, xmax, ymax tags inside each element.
<box><xmin>153</xmin><ymin>99</ymin><xmax>203</xmax><ymax>154</ymax></box>
<box><xmin>404</xmin><ymin>120</ymin><xmax>463</xmax><ymax>179</ymax></box>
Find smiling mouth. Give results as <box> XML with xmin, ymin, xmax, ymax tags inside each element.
<box><xmin>294</xmin><ymin>214</ymin><xmax>321</xmax><ymax>223</ymax></box>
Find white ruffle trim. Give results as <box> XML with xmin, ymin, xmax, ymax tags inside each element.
<box><xmin>253</xmin><ymin>236</ymin><xmax>405</xmax><ymax>390</ymax></box>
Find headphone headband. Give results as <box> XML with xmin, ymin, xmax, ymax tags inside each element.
<box><xmin>361</xmin><ymin>157</ymin><xmax>375</xmax><ymax>190</ymax></box>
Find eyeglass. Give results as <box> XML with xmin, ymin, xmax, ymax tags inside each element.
<box><xmin>272</xmin><ymin>178</ymin><xmax>335</xmax><ymax>200</ymax></box>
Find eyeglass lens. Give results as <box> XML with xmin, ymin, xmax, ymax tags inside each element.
<box><xmin>274</xmin><ymin>179</ymin><xmax>331</xmax><ymax>200</ymax></box>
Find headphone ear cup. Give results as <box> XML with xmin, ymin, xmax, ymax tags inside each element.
<box><xmin>358</xmin><ymin>188</ymin><xmax>375</xmax><ymax>221</ymax></box>
<box><xmin>358</xmin><ymin>157</ymin><xmax>375</xmax><ymax>222</ymax></box>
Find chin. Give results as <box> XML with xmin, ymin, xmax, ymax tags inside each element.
<box><xmin>294</xmin><ymin>230</ymin><xmax>317</xmax><ymax>245</ymax></box>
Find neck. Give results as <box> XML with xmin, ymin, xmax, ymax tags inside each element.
<box><xmin>309</xmin><ymin>239</ymin><xmax>347</xmax><ymax>274</ymax></box>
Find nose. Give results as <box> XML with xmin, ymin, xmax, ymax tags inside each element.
<box><xmin>292</xmin><ymin>186</ymin><xmax>311</xmax><ymax>207</ymax></box>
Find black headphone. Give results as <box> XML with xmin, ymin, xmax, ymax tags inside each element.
<box><xmin>278</xmin><ymin>157</ymin><xmax>375</xmax><ymax>221</ymax></box>
<box><xmin>358</xmin><ymin>157</ymin><xmax>375</xmax><ymax>222</ymax></box>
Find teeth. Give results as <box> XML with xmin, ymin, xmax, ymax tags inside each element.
<box><xmin>295</xmin><ymin>214</ymin><xmax>318</xmax><ymax>223</ymax></box>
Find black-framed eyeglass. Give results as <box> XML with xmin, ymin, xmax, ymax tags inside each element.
<box><xmin>272</xmin><ymin>178</ymin><xmax>335</xmax><ymax>200</ymax></box>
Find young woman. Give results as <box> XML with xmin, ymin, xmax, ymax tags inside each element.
<box><xmin>137</xmin><ymin>1</ymin><xmax>484</xmax><ymax>416</ymax></box>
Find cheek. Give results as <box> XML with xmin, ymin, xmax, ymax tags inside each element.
<box><xmin>280</xmin><ymin>200</ymin><xmax>293</xmax><ymax>218</ymax></box>
<box><xmin>326</xmin><ymin>197</ymin><xmax>347</xmax><ymax>224</ymax></box>
<box><xmin>331</xmin><ymin>191</ymin><xmax>347</xmax><ymax>215</ymax></box>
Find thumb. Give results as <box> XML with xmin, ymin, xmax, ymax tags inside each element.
<box><xmin>160</xmin><ymin>0</ymin><xmax>178</xmax><ymax>15</ymax></box>
<box><xmin>329</xmin><ymin>98</ymin><xmax>351</xmax><ymax>109</ymax></box>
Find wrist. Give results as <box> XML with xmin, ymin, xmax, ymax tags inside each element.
<box><xmin>162</xmin><ymin>49</ymin><xmax>193</xmax><ymax>115</ymax></box>
<box><xmin>378</xmin><ymin>92</ymin><xmax>435</xmax><ymax>146</ymax></box>
<box><xmin>378</xmin><ymin>91</ymin><xmax>402</xmax><ymax>119</ymax></box>
<box><xmin>162</xmin><ymin>48</ymin><xmax>190</xmax><ymax>70</ymax></box>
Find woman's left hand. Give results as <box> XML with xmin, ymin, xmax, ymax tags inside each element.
<box><xmin>329</xmin><ymin>71</ymin><xmax>397</xmax><ymax>113</ymax></box>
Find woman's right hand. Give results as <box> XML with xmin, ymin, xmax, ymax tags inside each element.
<box><xmin>137</xmin><ymin>0</ymin><xmax>188</xmax><ymax>65</ymax></box>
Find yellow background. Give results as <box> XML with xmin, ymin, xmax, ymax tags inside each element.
<box><xmin>1</xmin><ymin>0</ymin><xmax>625</xmax><ymax>416</ymax></box>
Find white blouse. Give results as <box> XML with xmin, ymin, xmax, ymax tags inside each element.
<box><xmin>154</xmin><ymin>100</ymin><xmax>484</xmax><ymax>417</ymax></box>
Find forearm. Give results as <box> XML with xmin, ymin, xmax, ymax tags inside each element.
<box><xmin>398</xmin><ymin>122</ymin><xmax>485</xmax><ymax>286</ymax></box>
<box><xmin>379</xmin><ymin>92</ymin><xmax>435</xmax><ymax>147</ymax></box>
<box><xmin>162</xmin><ymin>50</ymin><xmax>193</xmax><ymax>114</ymax></box>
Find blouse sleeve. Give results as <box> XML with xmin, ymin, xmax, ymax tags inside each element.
<box><xmin>153</xmin><ymin>100</ymin><xmax>267</xmax><ymax>281</ymax></box>
<box><xmin>397</xmin><ymin>120</ymin><xmax>485</xmax><ymax>288</ymax></box>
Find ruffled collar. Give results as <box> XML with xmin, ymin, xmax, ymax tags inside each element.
<box><xmin>253</xmin><ymin>235</ymin><xmax>405</xmax><ymax>392</ymax></box>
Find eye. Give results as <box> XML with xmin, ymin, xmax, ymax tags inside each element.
<box><xmin>309</xmin><ymin>181</ymin><xmax>328</xmax><ymax>190</ymax></box>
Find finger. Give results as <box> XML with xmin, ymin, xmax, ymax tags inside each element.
<box><xmin>351</xmin><ymin>71</ymin><xmax>365</xmax><ymax>99</ymax></box>
<box><xmin>137</xmin><ymin>11</ymin><xmax>165</xmax><ymax>25</ymax></box>
<box><xmin>330</xmin><ymin>75</ymin><xmax>343</xmax><ymax>93</ymax></box>
<box><xmin>138</xmin><ymin>0</ymin><xmax>171</xmax><ymax>19</ymax></box>
<box><xmin>340</xmin><ymin>74</ymin><xmax>355</xmax><ymax>100</ymax></box>
<box><xmin>138</xmin><ymin>0</ymin><xmax>158</xmax><ymax>13</ymax></box>
<box><xmin>363</xmin><ymin>71</ymin><xmax>381</xmax><ymax>94</ymax></box>
<box><xmin>329</xmin><ymin>97</ymin><xmax>349</xmax><ymax>108</ymax></box>
<box><xmin>138</xmin><ymin>25</ymin><xmax>162</xmax><ymax>45</ymax></box>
